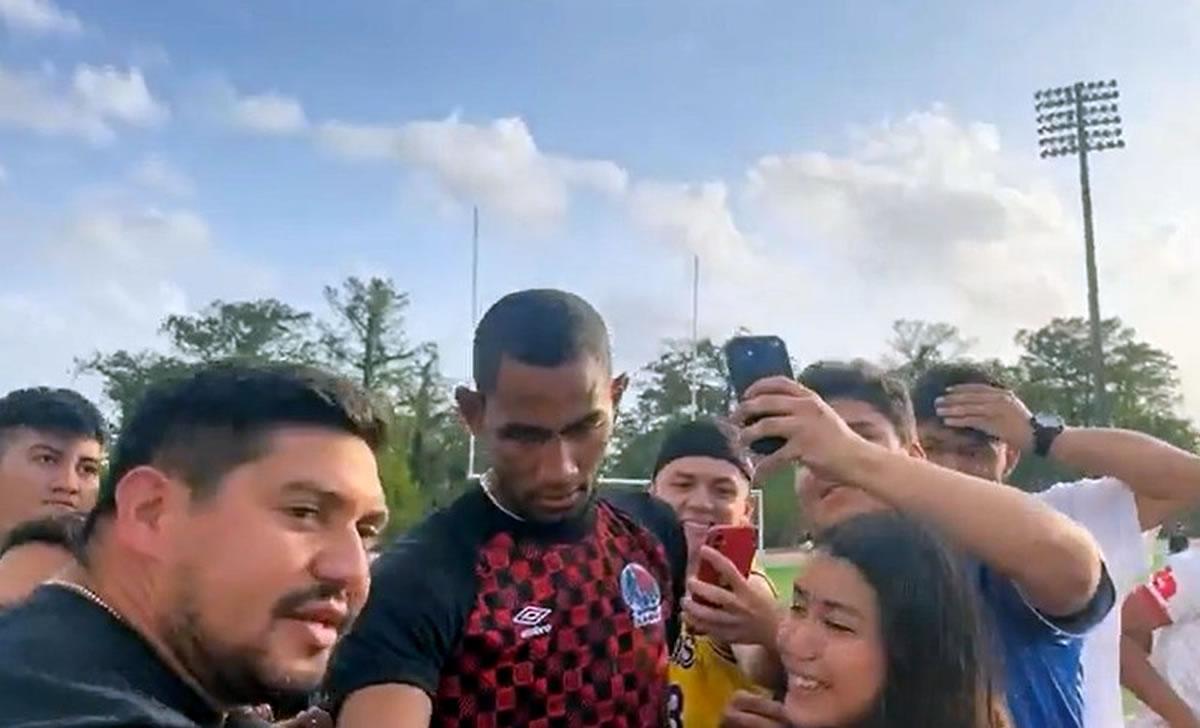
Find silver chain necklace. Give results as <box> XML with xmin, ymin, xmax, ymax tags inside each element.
<box><xmin>480</xmin><ymin>470</ymin><xmax>526</xmax><ymax>522</ymax></box>
<box><xmin>47</xmin><ymin>579</ymin><xmax>126</xmax><ymax>625</ymax></box>
<box><xmin>46</xmin><ymin>579</ymin><xmax>226</xmax><ymax>718</ymax></box>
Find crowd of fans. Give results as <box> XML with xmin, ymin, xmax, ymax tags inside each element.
<box><xmin>0</xmin><ymin>287</ymin><xmax>1198</xmax><ymax>727</ymax></box>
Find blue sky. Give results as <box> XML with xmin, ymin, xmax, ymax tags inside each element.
<box><xmin>2</xmin><ymin>0</ymin><xmax>1198</xmax><ymax>415</ymax></box>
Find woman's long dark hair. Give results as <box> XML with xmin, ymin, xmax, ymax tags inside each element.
<box><xmin>812</xmin><ymin>512</ymin><xmax>1009</xmax><ymax>728</ymax></box>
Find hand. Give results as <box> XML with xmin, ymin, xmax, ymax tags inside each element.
<box><xmin>683</xmin><ymin>546</ymin><xmax>783</xmax><ymax>648</ymax></box>
<box><xmin>682</xmin><ymin>521</ymin><xmax>710</xmax><ymax>577</ymax></box>
<box><xmin>1167</xmin><ymin>714</ymin><xmax>1200</xmax><ymax>728</ymax></box>
<box><xmin>274</xmin><ymin>709</ymin><xmax>332</xmax><ymax>728</ymax></box>
<box><xmin>733</xmin><ymin>377</ymin><xmax>872</xmax><ymax>480</ymax></box>
<box><xmin>935</xmin><ymin>384</ymin><xmax>1035</xmax><ymax>452</ymax></box>
<box><xmin>225</xmin><ymin>706</ymin><xmax>333</xmax><ymax>728</ymax></box>
<box><xmin>225</xmin><ymin>705</ymin><xmax>274</xmax><ymax>726</ymax></box>
<box><xmin>719</xmin><ymin>690</ymin><xmax>790</xmax><ymax>728</ymax></box>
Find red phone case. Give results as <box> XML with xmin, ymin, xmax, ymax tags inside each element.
<box><xmin>696</xmin><ymin>525</ymin><xmax>758</xmax><ymax>587</ymax></box>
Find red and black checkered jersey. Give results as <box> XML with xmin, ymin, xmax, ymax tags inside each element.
<box><xmin>326</xmin><ymin>485</ymin><xmax>687</xmax><ymax>727</ymax></box>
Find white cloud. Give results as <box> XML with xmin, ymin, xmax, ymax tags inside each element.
<box><xmin>0</xmin><ymin>63</ymin><xmax>168</xmax><ymax>143</ymax></box>
<box><xmin>621</xmin><ymin>177</ymin><xmax>826</xmax><ymax>358</ymax></box>
<box><xmin>1092</xmin><ymin>87</ymin><xmax>1200</xmax><ymax>416</ymax></box>
<box><xmin>0</xmin><ymin>193</ymin><xmax>282</xmax><ymax>407</ymax></box>
<box><xmin>0</xmin><ymin>199</ymin><xmax>210</xmax><ymax>401</ymax></box>
<box><xmin>53</xmin><ymin>206</ymin><xmax>211</xmax><ymax>271</ymax></box>
<box><xmin>715</xmin><ymin>100</ymin><xmax>1200</xmax><ymax>419</ymax></box>
<box><xmin>130</xmin><ymin>155</ymin><xmax>194</xmax><ymax>197</ymax></box>
<box><xmin>743</xmin><ymin>105</ymin><xmax>1077</xmax><ymax>332</ymax></box>
<box><xmin>0</xmin><ymin>0</ymin><xmax>81</xmax><ymax>36</ymax></box>
<box><xmin>746</xmin><ymin>107</ymin><xmax>1066</xmax><ymax>257</ymax></box>
<box><xmin>317</xmin><ymin>115</ymin><xmax>628</xmax><ymax>228</ymax></box>
<box><xmin>629</xmin><ymin>180</ymin><xmax>762</xmax><ymax>276</ymax></box>
<box><xmin>0</xmin><ymin>162</ymin><xmax>7</xmax><ymax>184</ymax></box>
<box><xmin>229</xmin><ymin>91</ymin><xmax>308</xmax><ymax>135</ymax></box>
<box><xmin>71</xmin><ymin>65</ymin><xmax>169</xmax><ymax>127</ymax></box>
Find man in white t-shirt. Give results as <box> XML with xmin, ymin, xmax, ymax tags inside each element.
<box><xmin>1122</xmin><ymin>540</ymin><xmax>1200</xmax><ymax>728</ymax></box>
<box><xmin>912</xmin><ymin>363</ymin><xmax>1200</xmax><ymax>728</ymax></box>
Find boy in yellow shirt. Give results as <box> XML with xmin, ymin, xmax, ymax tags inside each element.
<box><xmin>649</xmin><ymin>420</ymin><xmax>785</xmax><ymax>728</ymax></box>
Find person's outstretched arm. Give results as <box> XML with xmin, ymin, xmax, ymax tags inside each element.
<box><xmin>739</xmin><ymin>377</ymin><xmax>1107</xmax><ymax>618</ymax></box>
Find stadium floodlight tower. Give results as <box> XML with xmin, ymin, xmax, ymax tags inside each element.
<box><xmin>1034</xmin><ymin>79</ymin><xmax>1125</xmax><ymax>425</ymax></box>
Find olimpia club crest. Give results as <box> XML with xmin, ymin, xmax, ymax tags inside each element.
<box><xmin>619</xmin><ymin>562</ymin><xmax>663</xmax><ymax>628</ymax></box>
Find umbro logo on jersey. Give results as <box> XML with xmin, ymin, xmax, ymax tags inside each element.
<box><xmin>514</xmin><ymin>605</ymin><xmax>553</xmax><ymax>638</ymax></box>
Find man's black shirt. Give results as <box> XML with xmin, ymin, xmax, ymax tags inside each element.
<box><xmin>326</xmin><ymin>486</ymin><xmax>687</xmax><ymax>726</ymax></box>
<box><xmin>0</xmin><ymin>584</ymin><xmax>224</xmax><ymax>727</ymax></box>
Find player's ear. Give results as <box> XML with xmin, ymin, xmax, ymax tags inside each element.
<box><xmin>1003</xmin><ymin>443</ymin><xmax>1022</xmax><ymax>478</ymax></box>
<box><xmin>455</xmin><ymin>386</ymin><xmax>485</xmax><ymax>436</ymax></box>
<box><xmin>611</xmin><ymin>373</ymin><xmax>629</xmax><ymax>409</ymax></box>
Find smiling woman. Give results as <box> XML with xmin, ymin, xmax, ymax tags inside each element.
<box><xmin>779</xmin><ymin>511</ymin><xmax>1011</xmax><ymax>728</ymax></box>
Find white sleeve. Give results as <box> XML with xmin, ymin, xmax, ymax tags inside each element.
<box><xmin>1147</xmin><ymin>549</ymin><xmax>1200</xmax><ymax>624</ymax></box>
<box><xmin>1037</xmin><ymin>478</ymin><xmax>1148</xmax><ymax>596</ymax></box>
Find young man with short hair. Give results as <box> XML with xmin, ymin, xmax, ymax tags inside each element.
<box><xmin>0</xmin><ymin>363</ymin><xmax>390</xmax><ymax>726</ymax></box>
<box><xmin>0</xmin><ymin>511</ymin><xmax>83</xmax><ymax>607</ymax></box>
<box><xmin>714</xmin><ymin>361</ymin><xmax>1112</xmax><ymax>728</ymax></box>
<box><xmin>649</xmin><ymin>419</ymin><xmax>783</xmax><ymax>728</ymax></box>
<box><xmin>0</xmin><ymin>387</ymin><xmax>106</xmax><ymax>539</ymax></box>
<box><xmin>913</xmin><ymin>361</ymin><xmax>1200</xmax><ymax>728</ymax></box>
<box><xmin>328</xmin><ymin>289</ymin><xmax>687</xmax><ymax>728</ymax></box>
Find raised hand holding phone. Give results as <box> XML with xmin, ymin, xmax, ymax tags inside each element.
<box><xmin>684</xmin><ymin>543</ymin><xmax>781</xmax><ymax>648</ymax></box>
<box><xmin>733</xmin><ymin>376</ymin><xmax>871</xmax><ymax>480</ymax></box>
<box><xmin>724</xmin><ymin>336</ymin><xmax>795</xmax><ymax>456</ymax></box>
<box><xmin>696</xmin><ymin>524</ymin><xmax>758</xmax><ymax>587</ymax></box>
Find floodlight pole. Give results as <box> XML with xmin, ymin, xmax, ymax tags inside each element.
<box><xmin>1073</xmin><ymin>87</ymin><xmax>1106</xmax><ymax>426</ymax></box>
<box><xmin>1034</xmin><ymin>80</ymin><xmax>1125</xmax><ymax>425</ymax></box>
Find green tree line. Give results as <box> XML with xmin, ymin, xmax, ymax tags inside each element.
<box><xmin>77</xmin><ymin>280</ymin><xmax>1200</xmax><ymax>543</ymax></box>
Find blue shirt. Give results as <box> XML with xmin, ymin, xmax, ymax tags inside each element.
<box><xmin>975</xmin><ymin>562</ymin><xmax>1115</xmax><ymax>728</ymax></box>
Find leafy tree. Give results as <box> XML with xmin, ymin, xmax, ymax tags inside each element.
<box><xmin>321</xmin><ymin>277</ymin><xmax>417</xmax><ymax>395</ymax></box>
<box><xmin>75</xmin><ymin>350</ymin><xmax>193</xmax><ymax>425</ymax></box>
<box><xmin>607</xmin><ymin>337</ymin><xmax>734</xmax><ymax>479</ymax></box>
<box><xmin>160</xmin><ymin>299</ymin><xmax>317</xmax><ymax>363</ymax></box>
<box><xmin>374</xmin><ymin>419</ymin><xmax>428</xmax><ymax>535</ymax></box>
<box><xmin>760</xmin><ymin>465</ymin><xmax>802</xmax><ymax>549</ymax></box>
<box><xmin>78</xmin><ymin>298</ymin><xmax>319</xmax><ymax>424</ymax></box>
<box><xmin>1014</xmin><ymin>317</ymin><xmax>1196</xmax><ymax>447</ymax></box>
<box><xmin>1008</xmin><ymin>317</ymin><xmax>1199</xmax><ymax>495</ymax></box>
<box><xmin>402</xmin><ymin>344</ymin><xmax>470</xmax><ymax>505</ymax></box>
<box><xmin>884</xmin><ymin>319</ymin><xmax>976</xmax><ymax>384</ymax></box>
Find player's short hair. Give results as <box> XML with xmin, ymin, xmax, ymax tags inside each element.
<box><xmin>912</xmin><ymin>362</ymin><xmax>1010</xmax><ymax>427</ymax></box>
<box><xmin>473</xmin><ymin>289</ymin><xmax>611</xmax><ymax>394</ymax></box>
<box><xmin>85</xmin><ymin>362</ymin><xmax>386</xmax><ymax>541</ymax></box>
<box><xmin>800</xmin><ymin>361</ymin><xmax>916</xmax><ymax>445</ymax></box>
<box><xmin>0</xmin><ymin>387</ymin><xmax>107</xmax><ymax>453</ymax></box>
<box><xmin>652</xmin><ymin>419</ymin><xmax>752</xmax><ymax>483</ymax></box>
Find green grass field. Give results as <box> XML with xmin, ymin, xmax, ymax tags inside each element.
<box><xmin>764</xmin><ymin>564</ymin><xmax>798</xmax><ymax>603</ymax></box>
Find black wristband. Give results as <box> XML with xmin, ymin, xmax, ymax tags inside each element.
<box><xmin>1031</xmin><ymin>414</ymin><xmax>1065</xmax><ymax>458</ymax></box>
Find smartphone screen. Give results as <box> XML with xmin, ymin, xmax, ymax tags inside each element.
<box><xmin>724</xmin><ymin>336</ymin><xmax>794</xmax><ymax>455</ymax></box>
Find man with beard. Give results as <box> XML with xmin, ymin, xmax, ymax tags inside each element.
<box><xmin>328</xmin><ymin>289</ymin><xmax>687</xmax><ymax>728</ymax></box>
<box><xmin>0</xmin><ymin>363</ymin><xmax>389</xmax><ymax>727</ymax></box>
